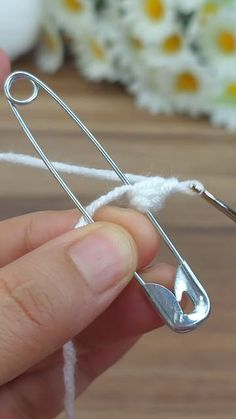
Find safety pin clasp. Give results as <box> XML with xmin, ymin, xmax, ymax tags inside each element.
<box><xmin>4</xmin><ymin>71</ymin><xmax>214</xmax><ymax>333</ymax></box>
<box><xmin>136</xmin><ymin>261</ymin><xmax>210</xmax><ymax>332</ymax></box>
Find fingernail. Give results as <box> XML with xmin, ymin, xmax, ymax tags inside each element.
<box><xmin>68</xmin><ymin>226</ymin><xmax>135</xmax><ymax>293</ymax></box>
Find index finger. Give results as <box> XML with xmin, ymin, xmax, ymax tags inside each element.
<box><xmin>0</xmin><ymin>207</ymin><xmax>159</xmax><ymax>269</ymax></box>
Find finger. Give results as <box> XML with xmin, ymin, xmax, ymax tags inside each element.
<box><xmin>25</xmin><ymin>263</ymin><xmax>176</xmax><ymax>373</ymax></box>
<box><xmin>0</xmin><ymin>210</ymin><xmax>79</xmax><ymax>266</ymax></box>
<box><xmin>78</xmin><ymin>263</ymin><xmax>176</xmax><ymax>350</ymax></box>
<box><xmin>0</xmin><ymin>222</ymin><xmax>138</xmax><ymax>384</ymax></box>
<box><xmin>0</xmin><ymin>338</ymin><xmax>139</xmax><ymax>419</ymax></box>
<box><xmin>0</xmin><ymin>49</ymin><xmax>10</xmax><ymax>89</ymax></box>
<box><xmin>94</xmin><ymin>206</ymin><xmax>159</xmax><ymax>268</ymax></box>
<box><xmin>0</xmin><ymin>207</ymin><xmax>159</xmax><ymax>268</ymax></box>
<box><xmin>0</xmin><ymin>263</ymin><xmax>175</xmax><ymax>418</ymax></box>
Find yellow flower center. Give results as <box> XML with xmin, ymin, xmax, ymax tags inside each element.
<box><xmin>226</xmin><ymin>82</ymin><xmax>236</xmax><ymax>97</ymax></box>
<box><xmin>144</xmin><ymin>0</ymin><xmax>165</xmax><ymax>21</ymax></box>
<box><xmin>176</xmin><ymin>72</ymin><xmax>199</xmax><ymax>93</ymax></box>
<box><xmin>41</xmin><ymin>30</ymin><xmax>58</xmax><ymax>51</ymax></box>
<box><xmin>162</xmin><ymin>33</ymin><xmax>182</xmax><ymax>54</ymax></box>
<box><xmin>90</xmin><ymin>39</ymin><xmax>106</xmax><ymax>60</ymax></box>
<box><xmin>130</xmin><ymin>36</ymin><xmax>143</xmax><ymax>50</ymax></box>
<box><xmin>202</xmin><ymin>2</ymin><xmax>218</xmax><ymax>16</ymax></box>
<box><xmin>63</xmin><ymin>0</ymin><xmax>84</xmax><ymax>12</ymax></box>
<box><xmin>217</xmin><ymin>31</ymin><xmax>236</xmax><ymax>54</ymax></box>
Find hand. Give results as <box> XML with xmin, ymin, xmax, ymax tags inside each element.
<box><xmin>0</xmin><ymin>207</ymin><xmax>175</xmax><ymax>418</ymax></box>
<box><xmin>0</xmin><ymin>49</ymin><xmax>10</xmax><ymax>88</ymax></box>
<box><xmin>0</xmin><ymin>49</ymin><xmax>175</xmax><ymax>418</ymax></box>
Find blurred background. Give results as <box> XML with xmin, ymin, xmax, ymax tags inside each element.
<box><xmin>0</xmin><ymin>1</ymin><xmax>236</xmax><ymax>418</ymax></box>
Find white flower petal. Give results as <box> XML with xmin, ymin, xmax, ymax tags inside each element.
<box><xmin>35</xmin><ymin>17</ymin><xmax>64</xmax><ymax>73</ymax></box>
<box><xmin>176</xmin><ymin>0</ymin><xmax>203</xmax><ymax>13</ymax></box>
<box><xmin>192</xmin><ymin>8</ymin><xmax>236</xmax><ymax>71</ymax></box>
<box><xmin>71</xmin><ymin>25</ymin><xmax>118</xmax><ymax>81</ymax></box>
<box><xmin>49</xmin><ymin>0</ymin><xmax>94</xmax><ymax>36</ymax></box>
<box><xmin>129</xmin><ymin>68</ymin><xmax>174</xmax><ymax>114</ymax></box>
<box><xmin>210</xmin><ymin>68</ymin><xmax>236</xmax><ymax>132</ymax></box>
<box><xmin>121</xmin><ymin>0</ymin><xmax>176</xmax><ymax>42</ymax></box>
<box><xmin>160</xmin><ymin>56</ymin><xmax>213</xmax><ymax>116</ymax></box>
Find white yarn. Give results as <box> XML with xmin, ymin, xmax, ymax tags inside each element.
<box><xmin>63</xmin><ymin>342</ymin><xmax>77</xmax><ymax>419</ymax></box>
<box><xmin>0</xmin><ymin>153</ymin><xmax>145</xmax><ymax>183</ymax></box>
<box><xmin>0</xmin><ymin>152</ymin><xmax>204</xmax><ymax>419</ymax></box>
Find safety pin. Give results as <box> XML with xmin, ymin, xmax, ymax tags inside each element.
<box><xmin>4</xmin><ymin>71</ymin><xmax>214</xmax><ymax>333</ymax></box>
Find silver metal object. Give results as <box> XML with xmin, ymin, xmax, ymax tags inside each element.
<box><xmin>4</xmin><ymin>71</ymin><xmax>213</xmax><ymax>333</ymax></box>
<box><xmin>191</xmin><ymin>184</ymin><xmax>236</xmax><ymax>223</ymax></box>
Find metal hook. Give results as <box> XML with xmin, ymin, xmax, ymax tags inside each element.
<box><xmin>4</xmin><ymin>71</ymin><xmax>211</xmax><ymax>333</ymax></box>
<box><xmin>191</xmin><ymin>183</ymin><xmax>236</xmax><ymax>223</ymax></box>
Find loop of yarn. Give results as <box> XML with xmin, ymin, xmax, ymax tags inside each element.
<box><xmin>0</xmin><ymin>152</ymin><xmax>204</xmax><ymax>419</ymax></box>
<box><xmin>128</xmin><ymin>177</ymin><xmax>203</xmax><ymax>212</ymax></box>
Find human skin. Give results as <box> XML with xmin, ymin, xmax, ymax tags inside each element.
<box><xmin>0</xmin><ymin>49</ymin><xmax>10</xmax><ymax>88</ymax></box>
<box><xmin>0</xmin><ymin>51</ymin><xmax>176</xmax><ymax>418</ymax></box>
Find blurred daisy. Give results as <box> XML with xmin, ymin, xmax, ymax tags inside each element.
<box><xmin>72</xmin><ymin>27</ymin><xmax>117</xmax><ymax>81</ymax></box>
<box><xmin>211</xmin><ymin>70</ymin><xmax>236</xmax><ymax>131</ymax></box>
<box><xmin>34</xmin><ymin>0</ymin><xmax>236</xmax><ymax>133</ymax></box>
<box><xmin>35</xmin><ymin>16</ymin><xmax>64</xmax><ymax>73</ymax></box>
<box><xmin>164</xmin><ymin>57</ymin><xmax>212</xmax><ymax>116</ymax></box>
<box><xmin>130</xmin><ymin>68</ymin><xmax>174</xmax><ymax>114</ymax></box>
<box><xmin>121</xmin><ymin>0</ymin><xmax>175</xmax><ymax>42</ymax></box>
<box><xmin>198</xmin><ymin>0</ymin><xmax>221</xmax><ymax>23</ymax></box>
<box><xmin>94</xmin><ymin>0</ymin><xmax>121</xmax><ymax>22</ymax></box>
<box><xmin>49</xmin><ymin>0</ymin><xmax>93</xmax><ymax>36</ymax></box>
<box><xmin>194</xmin><ymin>11</ymin><xmax>236</xmax><ymax>70</ymax></box>
<box><xmin>93</xmin><ymin>0</ymin><xmax>121</xmax><ymax>41</ymax></box>
<box><xmin>111</xmin><ymin>29</ymin><xmax>146</xmax><ymax>83</ymax></box>
<box><xmin>144</xmin><ymin>26</ymin><xmax>191</xmax><ymax>67</ymax></box>
<box><xmin>211</xmin><ymin>107</ymin><xmax>236</xmax><ymax>131</ymax></box>
<box><xmin>191</xmin><ymin>0</ymin><xmax>235</xmax><ymax>28</ymax></box>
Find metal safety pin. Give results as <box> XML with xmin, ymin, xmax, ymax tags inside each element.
<box><xmin>3</xmin><ymin>71</ymin><xmax>214</xmax><ymax>333</ymax></box>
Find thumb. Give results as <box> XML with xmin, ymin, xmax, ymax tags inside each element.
<box><xmin>0</xmin><ymin>222</ymin><xmax>137</xmax><ymax>384</ymax></box>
